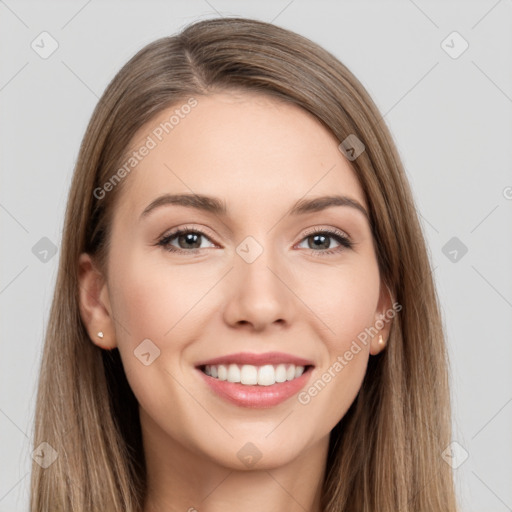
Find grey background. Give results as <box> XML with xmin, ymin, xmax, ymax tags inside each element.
<box><xmin>1</xmin><ymin>0</ymin><xmax>511</xmax><ymax>510</ymax></box>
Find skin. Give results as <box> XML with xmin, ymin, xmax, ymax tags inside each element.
<box><xmin>78</xmin><ymin>91</ymin><xmax>392</xmax><ymax>512</ymax></box>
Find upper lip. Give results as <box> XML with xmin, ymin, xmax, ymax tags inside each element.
<box><xmin>195</xmin><ymin>351</ymin><xmax>315</xmax><ymax>368</ymax></box>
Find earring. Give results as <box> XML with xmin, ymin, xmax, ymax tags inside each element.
<box><xmin>378</xmin><ymin>334</ymin><xmax>384</xmax><ymax>345</ymax></box>
<box><xmin>97</xmin><ymin>331</ymin><xmax>104</xmax><ymax>339</ymax></box>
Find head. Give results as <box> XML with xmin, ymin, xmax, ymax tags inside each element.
<box><xmin>31</xmin><ymin>17</ymin><xmax>457</xmax><ymax>512</ymax></box>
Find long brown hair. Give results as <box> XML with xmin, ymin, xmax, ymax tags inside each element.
<box><xmin>30</xmin><ymin>17</ymin><xmax>458</xmax><ymax>511</ymax></box>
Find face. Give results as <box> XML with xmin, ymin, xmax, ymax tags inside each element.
<box><xmin>79</xmin><ymin>91</ymin><xmax>392</xmax><ymax>470</ymax></box>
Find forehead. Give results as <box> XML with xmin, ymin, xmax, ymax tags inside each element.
<box><xmin>114</xmin><ymin>91</ymin><xmax>367</xmax><ymax>222</ymax></box>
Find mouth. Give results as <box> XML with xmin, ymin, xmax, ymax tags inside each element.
<box><xmin>195</xmin><ymin>362</ymin><xmax>315</xmax><ymax>408</ymax></box>
<box><xmin>193</xmin><ymin>351</ymin><xmax>316</xmax><ymax>407</ymax></box>
<box><xmin>198</xmin><ymin>363</ymin><xmax>315</xmax><ymax>387</ymax></box>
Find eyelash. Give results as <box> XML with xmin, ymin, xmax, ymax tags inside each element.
<box><xmin>156</xmin><ymin>225</ymin><xmax>353</xmax><ymax>256</ymax></box>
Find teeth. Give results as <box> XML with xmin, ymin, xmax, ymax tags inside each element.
<box><xmin>275</xmin><ymin>364</ymin><xmax>287</xmax><ymax>383</ymax></box>
<box><xmin>203</xmin><ymin>363</ymin><xmax>306</xmax><ymax>386</ymax></box>
<box><xmin>227</xmin><ymin>364</ymin><xmax>240</xmax><ymax>382</ymax></box>
<box><xmin>217</xmin><ymin>364</ymin><xmax>228</xmax><ymax>381</ymax></box>
<box><xmin>240</xmin><ymin>365</ymin><xmax>258</xmax><ymax>385</ymax></box>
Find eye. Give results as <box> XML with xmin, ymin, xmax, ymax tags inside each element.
<box><xmin>157</xmin><ymin>226</ymin><xmax>216</xmax><ymax>254</ymax></box>
<box><xmin>296</xmin><ymin>227</ymin><xmax>353</xmax><ymax>256</ymax></box>
<box><xmin>156</xmin><ymin>226</ymin><xmax>353</xmax><ymax>256</ymax></box>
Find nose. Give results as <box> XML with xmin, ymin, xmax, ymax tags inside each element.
<box><xmin>222</xmin><ymin>245</ymin><xmax>297</xmax><ymax>332</ymax></box>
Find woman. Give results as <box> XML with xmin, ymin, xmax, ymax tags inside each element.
<box><xmin>30</xmin><ymin>17</ymin><xmax>459</xmax><ymax>512</ymax></box>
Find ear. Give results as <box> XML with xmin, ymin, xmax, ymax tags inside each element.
<box><xmin>370</xmin><ymin>281</ymin><xmax>394</xmax><ymax>355</ymax></box>
<box><xmin>77</xmin><ymin>253</ymin><xmax>117</xmax><ymax>350</ymax></box>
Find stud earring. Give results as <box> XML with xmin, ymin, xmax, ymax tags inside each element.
<box><xmin>378</xmin><ymin>334</ymin><xmax>384</xmax><ymax>345</ymax></box>
<box><xmin>97</xmin><ymin>331</ymin><xmax>104</xmax><ymax>339</ymax></box>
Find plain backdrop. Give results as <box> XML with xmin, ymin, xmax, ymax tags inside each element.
<box><xmin>1</xmin><ymin>1</ymin><xmax>511</xmax><ymax>510</ymax></box>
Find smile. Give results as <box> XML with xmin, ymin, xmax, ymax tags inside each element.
<box><xmin>200</xmin><ymin>363</ymin><xmax>309</xmax><ymax>386</ymax></box>
<box><xmin>196</xmin><ymin>364</ymin><xmax>315</xmax><ymax>408</ymax></box>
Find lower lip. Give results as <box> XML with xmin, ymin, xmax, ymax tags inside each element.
<box><xmin>196</xmin><ymin>366</ymin><xmax>314</xmax><ymax>408</ymax></box>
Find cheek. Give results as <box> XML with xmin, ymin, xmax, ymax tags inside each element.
<box><xmin>293</xmin><ymin>260</ymin><xmax>379</xmax><ymax>424</ymax></box>
<box><xmin>108</xmin><ymin>247</ymin><xmax>205</xmax><ymax>344</ymax></box>
<box><xmin>106</xmin><ymin>250</ymin><xmax>199</xmax><ymax>421</ymax></box>
<box><xmin>298</xmin><ymin>294</ymin><xmax>375</xmax><ymax>434</ymax></box>
<box><xmin>106</xmin><ymin>248</ymin><xmax>217</xmax><ymax>392</ymax></box>
<box><xmin>295</xmin><ymin>256</ymin><xmax>381</xmax><ymax>349</ymax></box>
<box><xmin>111</xmin><ymin>268</ymin><xmax>169</xmax><ymax>341</ymax></box>
<box><xmin>327</xmin><ymin>286</ymin><xmax>378</xmax><ymax>352</ymax></box>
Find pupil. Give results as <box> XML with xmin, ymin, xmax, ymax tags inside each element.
<box><xmin>311</xmin><ymin>234</ymin><xmax>329</xmax><ymax>250</ymax></box>
<box><xmin>180</xmin><ymin>233</ymin><xmax>200</xmax><ymax>249</ymax></box>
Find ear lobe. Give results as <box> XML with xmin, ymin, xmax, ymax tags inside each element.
<box><xmin>77</xmin><ymin>253</ymin><xmax>117</xmax><ymax>350</ymax></box>
<box><xmin>370</xmin><ymin>281</ymin><xmax>394</xmax><ymax>355</ymax></box>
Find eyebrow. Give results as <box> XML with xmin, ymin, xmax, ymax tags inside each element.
<box><xmin>139</xmin><ymin>193</ymin><xmax>369</xmax><ymax>221</ymax></box>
